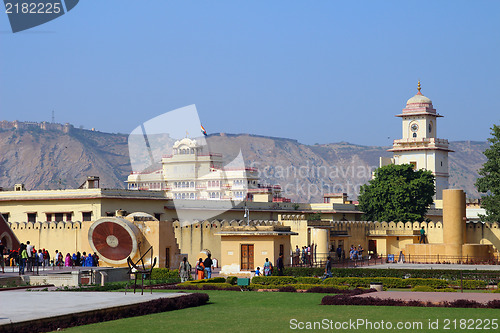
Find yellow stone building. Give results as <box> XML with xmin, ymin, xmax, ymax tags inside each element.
<box><xmin>2</xmin><ymin>85</ymin><xmax>499</xmax><ymax>271</ymax></box>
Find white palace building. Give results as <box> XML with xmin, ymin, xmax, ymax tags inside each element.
<box><xmin>126</xmin><ymin>137</ymin><xmax>286</xmax><ymax>203</ymax></box>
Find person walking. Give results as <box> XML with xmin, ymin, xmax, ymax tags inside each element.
<box><xmin>26</xmin><ymin>241</ymin><xmax>33</xmax><ymax>272</ymax></box>
<box><xmin>203</xmin><ymin>254</ymin><xmax>213</xmax><ymax>279</ymax></box>
<box><xmin>336</xmin><ymin>245</ymin><xmax>342</xmax><ymax>262</ymax></box>
<box><xmin>19</xmin><ymin>244</ymin><xmax>28</xmax><ymax>275</ymax></box>
<box><xmin>196</xmin><ymin>258</ymin><xmax>205</xmax><ymax>280</ymax></box>
<box><xmin>322</xmin><ymin>256</ymin><xmax>332</xmax><ymax>281</ymax></box>
<box><xmin>419</xmin><ymin>227</ymin><xmax>426</xmax><ymax>244</ymax></box>
<box><xmin>179</xmin><ymin>257</ymin><xmax>191</xmax><ymax>282</ymax></box>
<box><xmin>276</xmin><ymin>253</ymin><xmax>284</xmax><ymax>276</ymax></box>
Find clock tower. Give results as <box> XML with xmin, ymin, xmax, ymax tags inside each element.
<box><xmin>383</xmin><ymin>82</ymin><xmax>452</xmax><ymax>201</ymax></box>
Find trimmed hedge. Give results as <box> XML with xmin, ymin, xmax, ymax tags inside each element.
<box><xmin>177</xmin><ymin>282</ymin><xmax>239</xmax><ymax>290</ymax></box>
<box><xmin>253</xmin><ymin>275</ymin><xmax>479</xmax><ymax>290</ymax></box>
<box><xmin>296</xmin><ymin>277</ymin><xmax>322</xmax><ymax>284</ymax></box>
<box><xmin>411</xmin><ymin>285</ymin><xmax>435</xmax><ymax>292</ymax></box>
<box><xmin>282</xmin><ymin>267</ymin><xmax>500</xmax><ymax>283</ymax></box>
<box><xmin>322</xmin><ymin>295</ymin><xmax>500</xmax><ymax>309</ymax></box>
<box><xmin>251</xmin><ymin>276</ymin><xmax>297</xmax><ymax>285</ymax></box>
<box><xmin>226</xmin><ymin>276</ymin><xmax>238</xmax><ymax>285</ymax></box>
<box><xmin>449</xmin><ymin>280</ymin><xmax>488</xmax><ymax>290</ymax></box>
<box><xmin>151</xmin><ymin>268</ymin><xmax>179</xmax><ymax>280</ymax></box>
<box><xmin>187</xmin><ymin>277</ymin><xmax>226</xmax><ymax>284</ymax></box>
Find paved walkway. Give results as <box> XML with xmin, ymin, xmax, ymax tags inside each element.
<box><xmin>356</xmin><ymin>291</ymin><xmax>500</xmax><ymax>304</ymax></box>
<box><xmin>359</xmin><ymin>263</ymin><xmax>500</xmax><ymax>270</ymax></box>
<box><xmin>0</xmin><ymin>290</ymin><xmax>187</xmax><ymax>327</ymax></box>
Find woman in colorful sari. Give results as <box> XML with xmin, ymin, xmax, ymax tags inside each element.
<box><xmin>64</xmin><ymin>253</ymin><xmax>72</xmax><ymax>267</ymax></box>
<box><xmin>263</xmin><ymin>258</ymin><xmax>272</xmax><ymax>276</ymax></box>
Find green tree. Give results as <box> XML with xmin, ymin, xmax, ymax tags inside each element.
<box><xmin>475</xmin><ymin>124</ymin><xmax>500</xmax><ymax>222</ymax></box>
<box><xmin>358</xmin><ymin>164</ymin><xmax>435</xmax><ymax>222</ymax></box>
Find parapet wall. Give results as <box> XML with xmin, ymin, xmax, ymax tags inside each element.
<box><xmin>0</xmin><ymin>120</ymin><xmax>73</xmax><ymax>133</ymax></box>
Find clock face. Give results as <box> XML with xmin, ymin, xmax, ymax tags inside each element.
<box><xmin>411</xmin><ymin>123</ymin><xmax>419</xmax><ymax>132</ymax></box>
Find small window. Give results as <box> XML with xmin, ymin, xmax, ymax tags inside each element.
<box><xmin>412</xmin><ymin>133</ymin><xmax>417</xmax><ymax>138</ymax></box>
<box><xmin>27</xmin><ymin>213</ymin><xmax>36</xmax><ymax>223</ymax></box>
<box><xmin>410</xmin><ymin>162</ymin><xmax>417</xmax><ymax>170</ymax></box>
<box><xmin>82</xmin><ymin>212</ymin><xmax>92</xmax><ymax>221</ymax></box>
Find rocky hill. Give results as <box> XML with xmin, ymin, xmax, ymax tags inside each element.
<box><xmin>0</xmin><ymin>125</ymin><xmax>489</xmax><ymax>202</ymax></box>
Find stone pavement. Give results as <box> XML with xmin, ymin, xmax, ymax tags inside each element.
<box><xmin>359</xmin><ymin>263</ymin><xmax>500</xmax><ymax>270</ymax></box>
<box><xmin>356</xmin><ymin>290</ymin><xmax>500</xmax><ymax>304</ymax></box>
<box><xmin>0</xmin><ymin>290</ymin><xmax>187</xmax><ymax>327</ymax></box>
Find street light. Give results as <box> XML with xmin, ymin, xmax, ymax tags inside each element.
<box><xmin>244</xmin><ymin>203</ymin><xmax>249</xmax><ymax>226</ymax></box>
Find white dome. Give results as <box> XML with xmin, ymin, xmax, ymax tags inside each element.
<box><xmin>173</xmin><ymin>137</ymin><xmax>198</xmax><ymax>149</ymax></box>
<box><xmin>406</xmin><ymin>92</ymin><xmax>432</xmax><ymax>105</ymax></box>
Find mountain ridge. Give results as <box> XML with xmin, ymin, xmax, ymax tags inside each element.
<box><xmin>0</xmin><ymin>124</ymin><xmax>488</xmax><ymax>202</ymax></box>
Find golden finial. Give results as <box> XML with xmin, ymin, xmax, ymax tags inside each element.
<box><xmin>417</xmin><ymin>80</ymin><xmax>421</xmax><ymax>93</ymax></box>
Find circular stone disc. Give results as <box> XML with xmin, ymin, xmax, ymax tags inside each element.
<box><xmin>88</xmin><ymin>218</ymin><xmax>140</xmax><ymax>264</ymax></box>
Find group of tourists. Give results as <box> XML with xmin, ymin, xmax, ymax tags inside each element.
<box><xmin>256</xmin><ymin>254</ymin><xmax>285</xmax><ymax>276</ymax></box>
<box><xmin>348</xmin><ymin>244</ymin><xmax>364</xmax><ymax>260</ymax></box>
<box><xmin>292</xmin><ymin>244</ymin><xmax>316</xmax><ymax>266</ymax></box>
<box><xmin>178</xmin><ymin>254</ymin><xmax>216</xmax><ymax>282</ymax></box>
<box><xmin>0</xmin><ymin>239</ymin><xmax>99</xmax><ymax>274</ymax></box>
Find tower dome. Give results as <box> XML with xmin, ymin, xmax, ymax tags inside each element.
<box><xmin>406</xmin><ymin>81</ymin><xmax>432</xmax><ymax>106</ymax></box>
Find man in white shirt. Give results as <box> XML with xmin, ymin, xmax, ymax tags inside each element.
<box><xmin>26</xmin><ymin>241</ymin><xmax>33</xmax><ymax>272</ymax></box>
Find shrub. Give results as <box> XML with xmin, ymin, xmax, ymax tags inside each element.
<box><xmin>249</xmin><ymin>283</ymin><xmax>281</xmax><ymax>290</ymax></box>
<box><xmin>449</xmin><ymin>280</ymin><xmax>488</xmax><ymax>290</ymax></box>
<box><xmin>411</xmin><ymin>285</ymin><xmax>435</xmax><ymax>292</ymax></box>
<box><xmin>151</xmin><ymin>268</ymin><xmax>179</xmax><ymax>280</ymax></box>
<box><xmin>177</xmin><ymin>282</ymin><xmax>239</xmax><ymax>291</ymax></box>
<box><xmin>296</xmin><ymin>277</ymin><xmax>322</xmax><ymax>284</ymax></box>
<box><xmin>189</xmin><ymin>277</ymin><xmax>226</xmax><ymax>284</ymax></box>
<box><xmin>280</xmin><ymin>267</ymin><xmax>324</xmax><ymax>277</ymax></box>
<box><xmin>278</xmin><ymin>286</ymin><xmax>297</xmax><ymax>292</ymax></box>
<box><xmin>406</xmin><ymin>278</ymin><xmax>448</xmax><ymax>289</ymax></box>
<box><xmin>436</xmin><ymin>288</ymin><xmax>457</xmax><ymax>292</ymax></box>
<box><xmin>226</xmin><ymin>276</ymin><xmax>238</xmax><ymax>285</ymax></box>
<box><xmin>306</xmin><ymin>286</ymin><xmax>346</xmax><ymax>294</ymax></box>
<box><xmin>283</xmin><ymin>267</ymin><xmax>498</xmax><ymax>283</ymax></box>
<box><xmin>322</xmin><ymin>277</ymin><xmax>369</xmax><ymax>288</ymax></box>
<box><xmin>251</xmin><ymin>276</ymin><xmax>297</xmax><ymax>285</ymax></box>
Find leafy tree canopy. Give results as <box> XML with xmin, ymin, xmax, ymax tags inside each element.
<box><xmin>358</xmin><ymin>164</ymin><xmax>435</xmax><ymax>222</ymax></box>
<box><xmin>475</xmin><ymin>124</ymin><xmax>500</xmax><ymax>222</ymax></box>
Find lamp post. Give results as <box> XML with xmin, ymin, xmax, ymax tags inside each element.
<box><xmin>244</xmin><ymin>203</ymin><xmax>249</xmax><ymax>226</ymax></box>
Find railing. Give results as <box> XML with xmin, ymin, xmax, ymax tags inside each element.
<box><xmin>460</xmin><ymin>271</ymin><xmax>500</xmax><ymax>293</ymax></box>
<box><xmin>290</xmin><ymin>253</ymin><xmax>386</xmax><ymax>268</ymax></box>
<box><xmin>404</xmin><ymin>254</ymin><xmax>500</xmax><ymax>265</ymax></box>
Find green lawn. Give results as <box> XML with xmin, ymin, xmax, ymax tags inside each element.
<box><xmin>62</xmin><ymin>290</ymin><xmax>499</xmax><ymax>333</ymax></box>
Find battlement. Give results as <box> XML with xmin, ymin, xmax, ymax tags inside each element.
<box><xmin>0</xmin><ymin>120</ymin><xmax>74</xmax><ymax>133</ymax></box>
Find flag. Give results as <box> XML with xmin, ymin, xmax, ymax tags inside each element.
<box><xmin>201</xmin><ymin>124</ymin><xmax>207</xmax><ymax>136</ymax></box>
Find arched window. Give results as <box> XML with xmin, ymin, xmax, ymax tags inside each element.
<box><xmin>413</xmin><ymin>133</ymin><xmax>417</xmax><ymax>138</ymax></box>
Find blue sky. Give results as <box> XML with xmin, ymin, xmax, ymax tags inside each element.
<box><xmin>1</xmin><ymin>1</ymin><xmax>499</xmax><ymax>146</ymax></box>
